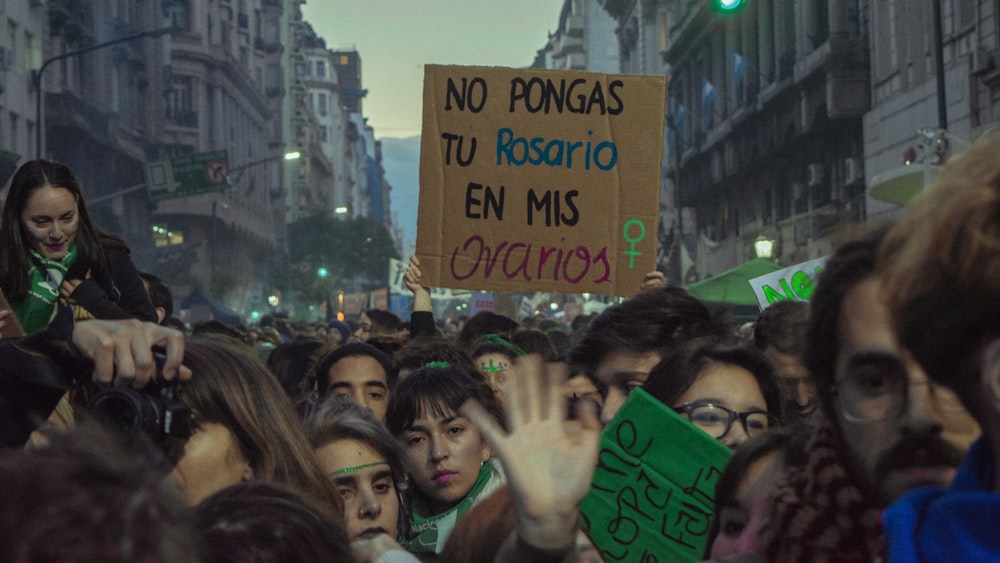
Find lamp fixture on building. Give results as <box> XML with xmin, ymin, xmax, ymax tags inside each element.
<box><xmin>754</xmin><ymin>234</ymin><xmax>775</xmax><ymax>259</ymax></box>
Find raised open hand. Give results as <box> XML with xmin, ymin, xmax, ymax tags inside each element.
<box><xmin>460</xmin><ymin>355</ymin><xmax>600</xmax><ymax>551</ymax></box>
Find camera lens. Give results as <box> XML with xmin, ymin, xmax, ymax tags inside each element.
<box><xmin>88</xmin><ymin>388</ymin><xmax>159</xmax><ymax>441</ymax></box>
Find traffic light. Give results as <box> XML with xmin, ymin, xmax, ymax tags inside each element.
<box><xmin>317</xmin><ymin>266</ymin><xmax>329</xmax><ymax>278</ymax></box>
<box><xmin>710</xmin><ymin>0</ymin><xmax>747</xmax><ymax>13</ymax></box>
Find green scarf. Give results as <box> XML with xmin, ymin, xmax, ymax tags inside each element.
<box><xmin>405</xmin><ymin>458</ymin><xmax>506</xmax><ymax>557</ymax></box>
<box><xmin>13</xmin><ymin>243</ymin><xmax>78</xmax><ymax>334</ymax></box>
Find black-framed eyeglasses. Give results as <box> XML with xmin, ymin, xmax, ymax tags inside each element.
<box><xmin>834</xmin><ymin>360</ymin><xmax>966</xmax><ymax>424</ymax></box>
<box><xmin>672</xmin><ymin>403</ymin><xmax>778</xmax><ymax>440</ymax></box>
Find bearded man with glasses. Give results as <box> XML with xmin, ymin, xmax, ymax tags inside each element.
<box><xmin>759</xmin><ymin>231</ymin><xmax>980</xmax><ymax>563</ymax></box>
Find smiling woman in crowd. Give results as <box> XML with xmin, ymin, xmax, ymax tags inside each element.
<box><xmin>0</xmin><ymin>160</ymin><xmax>156</xmax><ymax>335</ymax></box>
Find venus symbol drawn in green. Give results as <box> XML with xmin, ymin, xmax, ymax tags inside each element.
<box><xmin>622</xmin><ymin>219</ymin><xmax>646</xmax><ymax>269</ymax></box>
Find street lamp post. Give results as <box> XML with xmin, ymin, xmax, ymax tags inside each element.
<box><xmin>34</xmin><ymin>26</ymin><xmax>175</xmax><ymax>158</ymax></box>
<box><xmin>225</xmin><ymin>150</ymin><xmax>301</xmax><ymax>186</ymax></box>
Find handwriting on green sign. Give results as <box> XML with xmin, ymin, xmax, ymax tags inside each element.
<box><xmin>622</xmin><ymin>219</ymin><xmax>646</xmax><ymax>269</ymax></box>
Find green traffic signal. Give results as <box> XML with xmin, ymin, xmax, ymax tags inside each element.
<box><xmin>711</xmin><ymin>0</ymin><xmax>746</xmax><ymax>13</ymax></box>
<box><xmin>317</xmin><ymin>267</ymin><xmax>329</xmax><ymax>278</ymax></box>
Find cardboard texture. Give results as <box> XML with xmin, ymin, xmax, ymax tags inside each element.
<box><xmin>580</xmin><ymin>389</ymin><xmax>733</xmax><ymax>562</ymax></box>
<box><xmin>416</xmin><ymin>65</ymin><xmax>667</xmax><ymax>297</ymax></box>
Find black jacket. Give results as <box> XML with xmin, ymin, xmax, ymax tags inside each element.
<box><xmin>69</xmin><ymin>244</ymin><xmax>157</xmax><ymax>323</ymax></box>
<box><xmin>0</xmin><ymin>309</ymin><xmax>89</xmax><ymax>448</ymax></box>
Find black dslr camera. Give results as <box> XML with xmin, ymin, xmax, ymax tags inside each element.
<box><xmin>85</xmin><ymin>354</ymin><xmax>194</xmax><ymax>449</ymax></box>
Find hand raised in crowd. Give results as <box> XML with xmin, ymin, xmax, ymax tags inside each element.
<box><xmin>639</xmin><ymin>270</ymin><xmax>667</xmax><ymax>293</ymax></box>
<box><xmin>404</xmin><ymin>255</ymin><xmax>432</xmax><ymax>313</ymax></box>
<box><xmin>461</xmin><ymin>355</ymin><xmax>601</xmax><ymax>553</ymax></box>
<box><xmin>71</xmin><ymin>319</ymin><xmax>190</xmax><ymax>388</ymax></box>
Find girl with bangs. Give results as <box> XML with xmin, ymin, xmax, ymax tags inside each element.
<box><xmin>386</xmin><ymin>365</ymin><xmax>506</xmax><ymax>559</ymax></box>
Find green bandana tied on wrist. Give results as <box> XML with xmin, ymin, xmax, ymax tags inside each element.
<box><xmin>13</xmin><ymin>243</ymin><xmax>77</xmax><ymax>334</ymax></box>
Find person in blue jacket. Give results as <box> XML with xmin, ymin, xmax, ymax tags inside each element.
<box><xmin>879</xmin><ymin>133</ymin><xmax>1000</xmax><ymax>561</ymax></box>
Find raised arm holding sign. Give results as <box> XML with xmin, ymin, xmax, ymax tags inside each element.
<box><xmin>416</xmin><ymin>65</ymin><xmax>667</xmax><ymax>297</ymax></box>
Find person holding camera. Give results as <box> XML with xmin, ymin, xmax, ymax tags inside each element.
<box><xmin>0</xmin><ymin>304</ymin><xmax>188</xmax><ymax>448</ymax></box>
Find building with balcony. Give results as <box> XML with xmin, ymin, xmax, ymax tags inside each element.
<box><xmin>601</xmin><ymin>0</ymin><xmax>870</xmax><ymax>283</ymax></box>
<box><xmin>0</xmin><ymin>2</ymin><xmax>46</xmax><ymax>182</ymax></box>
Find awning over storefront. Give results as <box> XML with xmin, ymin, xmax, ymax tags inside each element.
<box><xmin>683</xmin><ymin>258</ymin><xmax>782</xmax><ymax>322</ymax></box>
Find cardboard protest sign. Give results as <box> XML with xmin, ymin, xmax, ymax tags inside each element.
<box><xmin>749</xmin><ymin>256</ymin><xmax>829</xmax><ymax>310</ymax></box>
<box><xmin>580</xmin><ymin>389</ymin><xmax>733</xmax><ymax>562</ymax></box>
<box><xmin>416</xmin><ymin>65</ymin><xmax>667</xmax><ymax>297</ymax></box>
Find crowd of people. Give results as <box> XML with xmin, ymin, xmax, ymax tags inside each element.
<box><xmin>0</xmin><ymin>132</ymin><xmax>998</xmax><ymax>562</ymax></box>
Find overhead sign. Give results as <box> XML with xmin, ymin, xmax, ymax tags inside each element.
<box><xmin>748</xmin><ymin>256</ymin><xmax>829</xmax><ymax>310</ymax></box>
<box><xmin>416</xmin><ymin>65</ymin><xmax>667</xmax><ymax>297</ymax></box>
<box><xmin>148</xmin><ymin>150</ymin><xmax>230</xmax><ymax>202</ymax></box>
<box><xmin>581</xmin><ymin>389</ymin><xmax>733</xmax><ymax>562</ymax></box>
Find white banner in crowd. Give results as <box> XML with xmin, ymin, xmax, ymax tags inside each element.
<box><xmin>388</xmin><ymin>258</ymin><xmax>471</xmax><ymax>300</ymax></box>
<box><xmin>748</xmin><ymin>256</ymin><xmax>829</xmax><ymax>311</ymax></box>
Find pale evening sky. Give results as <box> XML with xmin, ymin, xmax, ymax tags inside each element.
<box><xmin>301</xmin><ymin>0</ymin><xmax>567</xmax><ymax>139</ymax></box>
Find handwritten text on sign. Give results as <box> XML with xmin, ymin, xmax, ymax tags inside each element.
<box><xmin>580</xmin><ymin>389</ymin><xmax>733</xmax><ymax>562</ymax></box>
<box><xmin>416</xmin><ymin>65</ymin><xmax>667</xmax><ymax>297</ymax></box>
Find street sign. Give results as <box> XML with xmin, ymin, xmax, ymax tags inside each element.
<box><xmin>149</xmin><ymin>150</ymin><xmax>230</xmax><ymax>202</ymax></box>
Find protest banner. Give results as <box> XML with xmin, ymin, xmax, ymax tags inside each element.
<box><xmin>416</xmin><ymin>65</ymin><xmax>667</xmax><ymax>297</ymax></box>
<box><xmin>748</xmin><ymin>256</ymin><xmax>829</xmax><ymax>310</ymax></box>
<box><xmin>580</xmin><ymin>389</ymin><xmax>733</xmax><ymax>562</ymax></box>
<box><xmin>388</xmin><ymin>258</ymin><xmax>472</xmax><ymax>300</ymax></box>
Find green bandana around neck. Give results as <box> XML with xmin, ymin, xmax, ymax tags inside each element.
<box><xmin>14</xmin><ymin>243</ymin><xmax>78</xmax><ymax>334</ymax></box>
<box><xmin>404</xmin><ymin>459</ymin><xmax>505</xmax><ymax>556</ymax></box>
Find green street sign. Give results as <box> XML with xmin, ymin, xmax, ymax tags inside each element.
<box><xmin>147</xmin><ymin>150</ymin><xmax>230</xmax><ymax>202</ymax></box>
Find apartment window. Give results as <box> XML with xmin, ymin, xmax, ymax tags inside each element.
<box><xmin>318</xmin><ymin>92</ymin><xmax>328</xmax><ymax>115</ymax></box>
<box><xmin>165</xmin><ymin>75</ymin><xmax>196</xmax><ymax>126</ymax></box>
<box><xmin>321</xmin><ymin>125</ymin><xmax>329</xmax><ymax>142</ymax></box>
<box><xmin>164</xmin><ymin>0</ymin><xmax>191</xmax><ymax>31</ymax></box>
<box><xmin>316</xmin><ymin>60</ymin><xmax>326</xmax><ymax>78</ymax></box>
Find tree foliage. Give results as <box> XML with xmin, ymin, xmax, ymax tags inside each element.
<box><xmin>286</xmin><ymin>214</ymin><xmax>400</xmax><ymax>298</ymax></box>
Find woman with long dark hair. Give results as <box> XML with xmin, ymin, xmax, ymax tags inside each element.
<box><xmin>0</xmin><ymin>160</ymin><xmax>155</xmax><ymax>334</ymax></box>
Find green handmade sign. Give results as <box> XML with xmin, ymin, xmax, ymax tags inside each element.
<box><xmin>580</xmin><ymin>389</ymin><xmax>734</xmax><ymax>562</ymax></box>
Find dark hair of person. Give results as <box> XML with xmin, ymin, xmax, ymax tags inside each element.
<box><xmin>454</xmin><ymin>311</ymin><xmax>520</xmax><ymax>353</ymax></box>
<box><xmin>0</xmin><ymin>421</ymin><xmax>198</xmax><ymax>562</ymax></box>
<box><xmin>753</xmin><ymin>300</ymin><xmax>810</xmax><ymax>355</ymax></box>
<box><xmin>266</xmin><ymin>337</ymin><xmax>326</xmax><ymax>399</ymax></box>
<box><xmin>569</xmin><ymin>287</ymin><xmax>729</xmax><ymax>376</ymax></box>
<box><xmin>510</xmin><ymin>327</ymin><xmax>558</xmax><ymax>361</ymax></box>
<box><xmin>470</xmin><ymin>336</ymin><xmax>520</xmax><ymax>365</ymax></box>
<box><xmin>191</xmin><ymin>319</ymin><xmax>247</xmax><ymax>343</ymax></box>
<box><xmin>304</xmin><ymin>397</ymin><xmax>411</xmax><ymax>541</ymax></box>
<box><xmin>643</xmin><ymin>336</ymin><xmax>783</xmax><ymax>422</ymax></box>
<box><xmin>0</xmin><ymin>159</ymin><xmax>126</xmax><ymax>301</ymax></box>
<box><xmin>313</xmin><ymin>341</ymin><xmax>397</xmax><ymax>397</ymax></box>
<box><xmin>366</xmin><ymin>333</ymin><xmax>407</xmax><ymax>359</ymax></box>
<box><xmin>365</xmin><ymin>308</ymin><xmax>402</xmax><ymax>336</ymax></box>
<box><xmin>386</xmin><ymin>365</ymin><xmax>501</xmax><ymax>437</ymax></box>
<box><xmin>139</xmin><ymin>272</ymin><xmax>174</xmax><ymax>319</ymax></box>
<box><xmin>180</xmin><ymin>336</ymin><xmax>344</xmax><ymax>511</ymax></box>
<box><xmin>195</xmin><ymin>481</ymin><xmax>354</xmax><ymax>563</ymax></box>
<box><xmin>395</xmin><ymin>335</ymin><xmax>477</xmax><ymax>377</ymax></box>
<box><xmin>804</xmin><ymin>230</ymin><xmax>884</xmax><ymax>416</ymax></box>
<box><xmin>703</xmin><ymin>427</ymin><xmax>797</xmax><ymax>556</ymax></box>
